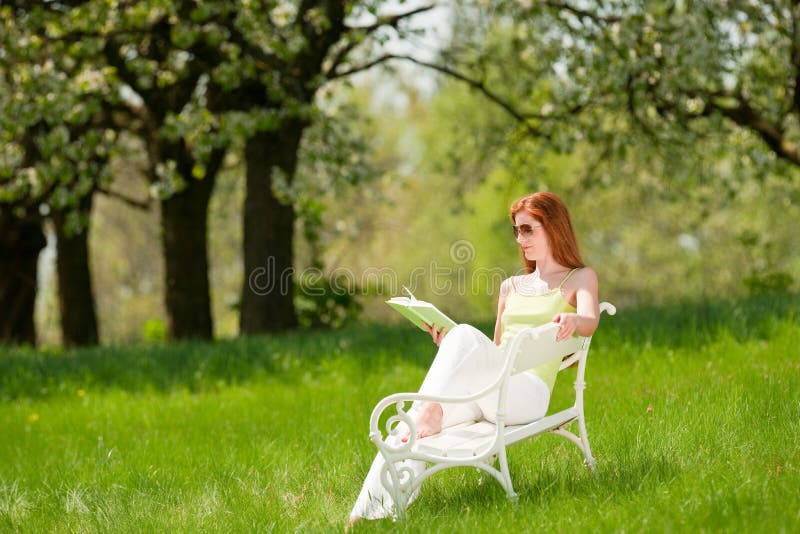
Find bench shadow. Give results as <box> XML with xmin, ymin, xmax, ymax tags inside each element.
<box><xmin>409</xmin><ymin>448</ymin><xmax>681</xmax><ymax>516</ymax></box>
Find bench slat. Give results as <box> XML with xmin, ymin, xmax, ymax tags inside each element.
<box><xmin>413</xmin><ymin>408</ymin><xmax>579</xmax><ymax>457</ymax></box>
<box><xmin>415</xmin><ymin>421</ymin><xmax>495</xmax><ymax>457</ymax></box>
<box><xmin>504</xmin><ymin>408</ymin><xmax>578</xmax><ymax>445</ymax></box>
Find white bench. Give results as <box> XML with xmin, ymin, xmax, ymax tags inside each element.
<box><xmin>368</xmin><ymin>302</ymin><xmax>616</xmax><ymax>518</ymax></box>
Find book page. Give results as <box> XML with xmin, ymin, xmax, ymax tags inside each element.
<box><xmin>386</xmin><ymin>298</ymin><xmax>457</xmax><ymax>332</ymax></box>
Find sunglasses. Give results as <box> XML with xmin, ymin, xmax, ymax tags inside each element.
<box><xmin>512</xmin><ymin>223</ymin><xmax>543</xmax><ymax>238</ymax></box>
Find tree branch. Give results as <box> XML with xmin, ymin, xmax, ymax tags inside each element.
<box><xmin>96</xmin><ymin>186</ymin><xmax>151</xmax><ymax>211</ymax></box>
<box><xmin>40</xmin><ymin>27</ymin><xmax>154</xmax><ymax>45</ymax></box>
<box><xmin>790</xmin><ymin>2</ymin><xmax>800</xmax><ymax>116</ymax></box>
<box><xmin>325</xmin><ymin>4</ymin><xmax>436</xmax><ymax>80</ymax></box>
<box><xmin>328</xmin><ymin>54</ymin><xmax>549</xmax><ymax>139</ymax></box>
<box><xmin>539</xmin><ymin>0</ymin><xmax>622</xmax><ymax>24</ymax></box>
<box><xmin>346</xmin><ymin>4</ymin><xmax>437</xmax><ymax>32</ymax></box>
<box><xmin>710</xmin><ymin>95</ymin><xmax>800</xmax><ymax>165</ymax></box>
<box><xmin>210</xmin><ymin>9</ymin><xmax>284</xmax><ymax>69</ymax></box>
<box><xmin>102</xmin><ymin>37</ymin><xmax>153</xmax><ymax>105</ymax></box>
<box><xmin>661</xmin><ymin>84</ymin><xmax>800</xmax><ymax>165</ymax></box>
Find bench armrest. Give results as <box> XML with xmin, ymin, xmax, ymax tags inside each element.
<box><xmin>558</xmin><ymin>302</ymin><xmax>616</xmax><ymax>370</ymax></box>
<box><xmin>369</xmin><ymin>372</ymin><xmax>507</xmax><ymax>451</ymax></box>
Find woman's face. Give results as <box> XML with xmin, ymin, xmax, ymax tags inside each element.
<box><xmin>514</xmin><ymin>211</ymin><xmax>548</xmax><ymax>262</ymax></box>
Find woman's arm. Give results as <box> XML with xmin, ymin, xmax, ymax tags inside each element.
<box><xmin>553</xmin><ymin>267</ymin><xmax>600</xmax><ymax>341</ymax></box>
<box><xmin>426</xmin><ymin>277</ymin><xmax>513</xmax><ymax>347</ymax></box>
<box><xmin>423</xmin><ymin>321</ymin><xmax>448</xmax><ymax>346</ymax></box>
<box><xmin>493</xmin><ymin>278</ymin><xmax>512</xmax><ymax>345</ymax></box>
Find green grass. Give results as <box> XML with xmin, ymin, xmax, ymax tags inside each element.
<box><xmin>1</xmin><ymin>294</ymin><xmax>799</xmax><ymax>532</ymax></box>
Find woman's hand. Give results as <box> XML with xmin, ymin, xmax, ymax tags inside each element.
<box><xmin>552</xmin><ymin>313</ymin><xmax>579</xmax><ymax>341</ymax></box>
<box><xmin>423</xmin><ymin>323</ymin><xmax>448</xmax><ymax>346</ymax></box>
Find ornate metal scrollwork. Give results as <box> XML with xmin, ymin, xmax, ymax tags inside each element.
<box><xmin>378</xmin><ymin>400</ymin><xmax>416</xmax><ymax>453</ymax></box>
<box><xmin>379</xmin><ymin>457</ymin><xmax>417</xmax><ymax>515</ymax></box>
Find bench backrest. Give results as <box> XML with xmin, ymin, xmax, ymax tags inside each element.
<box><xmin>494</xmin><ymin>303</ymin><xmax>615</xmax><ymax>427</ymax></box>
<box><xmin>505</xmin><ymin>322</ymin><xmax>585</xmax><ymax>375</ymax></box>
<box><xmin>505</xmin><ymin>301</ymin><xmax>616</xmax><ymax>376</ymax></box>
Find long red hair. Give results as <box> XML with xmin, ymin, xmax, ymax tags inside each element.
<box><xmin>510</xmin><ymin>192</ymin><xmax>584</xmax><ymax>273</ymax></box>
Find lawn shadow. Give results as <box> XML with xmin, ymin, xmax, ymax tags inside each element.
<box><xmin>0</xmin><ymin>323</ymin><xmax>443</xmax><ymax>401</ymax></box>
<box><xmin>597</xmin><ymin>292</ymin><xmax>798</xmax><ymax>350</ymax></box>
<box><xmin>1</xmin><ymin>292</ymin><xmax>796</xmax><ymax>401</ymax></box>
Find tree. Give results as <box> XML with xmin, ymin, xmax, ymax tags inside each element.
<box><xmin>197</xmin><ymin>2</ymin><xmax>436</xmax><ymax>334</ymax></box>
<box><xmin>611</xmin><ymin>0</ymin><xmax>800</xmax><ymax>169</ymax></box>
<box><xmin>3</xmin><ymin>1</ymin><xmax>444</xmax><ymax>343</ymax></box>
<box><xmin>96</xmin><ymin>3</ymin><xmax>229</xmax><ymax>340</ymax></box>
<box><xmin>8</xmin><ymin>1</ymin><xmax>441</xmax><ymax>341</ymax></box>
<box><xmin>434</xmin><ymin>1</ymin><xmax>800</xmax><ymax>182</ymax></box>
<box><xmin>0</xmin><ymin>209</ymin><xmax>46</xmax><ymax>346</ymax></box>
<box><xmin>52</xmin><ymin>195</ymin><xmax>100</xmax><ymax>347</ymax></box>
<box><xmin>0</xmin><ymin>7</ymin><xmax>115</xmax><ymax>346</ymax></box>
<box><xmin>3</xmin><ymin>1</ymin><xmax>233</xmax><ymax>341</ymax></box>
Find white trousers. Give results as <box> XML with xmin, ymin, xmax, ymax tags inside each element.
<box><xmin>349</xmin><ymin>324</ymin><xmax>551</xmax><ymax>520</ymax></box>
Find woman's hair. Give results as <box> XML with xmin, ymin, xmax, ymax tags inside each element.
<box><xmin>510</xmin><ymin>191</ymin><xmax>584</xmax><ymax>273</ymax></box>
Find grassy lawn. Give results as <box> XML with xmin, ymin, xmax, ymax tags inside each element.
<box><xmin>1</xmin><ymin>294</ymin><xmax>799</xmax><ymax>532</ymax></box>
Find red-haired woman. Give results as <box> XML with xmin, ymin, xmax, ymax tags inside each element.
<box><xmin>349</xmin><ymin>192</ymin><xmax>600</xmax><ymax>523</ymax></box>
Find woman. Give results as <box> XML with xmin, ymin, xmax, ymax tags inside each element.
<box><xmin>349</xmin><ymin>192</ymin><xmax>600</xmax><ymax>523</ymax></box>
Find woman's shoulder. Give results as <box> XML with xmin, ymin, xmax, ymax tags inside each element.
<box><xmin>568</xmin><ymin>266</ymin><xmax>598</xmax><ymax>288</ymax></box>
<box><xmin>499</xmin><ymin>276</ymin><xmax>514</xmax><ymax>296</ymax></box>
<box><xmin>499</xmin><ymin>274</ymin><xmax>527</xmax><ymax>296</ymax></box>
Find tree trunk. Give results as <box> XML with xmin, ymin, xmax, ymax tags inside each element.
<box><xmin>239</xmin><ymin>123</ymin><xmax>305</xmax><ymax>334</ymax></box>
<box><xmin>160</xmin><ymin>168</ymin><xmax>217</xmax><ymax>340</ymax></box>
<box><xmin>0</xmin><ymin>212</ymin><xmax>46</xmax><ymax>346</ymax></box>
<box><xmin>52</xmin><ymin>194</ymin><xmax>99</xmax><ymax>347</ymax></box>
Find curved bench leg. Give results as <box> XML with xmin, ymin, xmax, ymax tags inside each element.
<box><xmin>572</xmin><ymin>372</ymin><xmax>596</xmax><ymax>471</ymax></box>
<box><xmin>551</xmin><ymin>423</ymin><xmax>595</xmax><ymax>471</ymax></box>
<box><xmin>497</xmin><ymin>447</ymin><xmax>518</xmax><ymax>501</ymax></box>
<box><xmin>577</xmin><ymin>416</ymin><xmax>596</xmax><ymax>471</ymax></box>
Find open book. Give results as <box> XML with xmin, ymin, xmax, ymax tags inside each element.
<box><xmin>386</xmin><ymin>286</ymin><xmax>458</xmax><ymax>333</ymax></box>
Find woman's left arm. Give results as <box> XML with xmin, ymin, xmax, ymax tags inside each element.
<box><xmin>553</xmin><ymin>267</ymin><xmax>600</xmax><ymax>341</ymax></box>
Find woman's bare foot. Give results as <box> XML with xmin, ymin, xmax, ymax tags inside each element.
<box><xmin>346</xmin><ymin>515</ymin><xmax>363</xmax><ymax>531</ymax></box>
<box><xmin>401</xmin><ymin>403</ymin><xmax>443</xmax><ymax>442</ymax></box>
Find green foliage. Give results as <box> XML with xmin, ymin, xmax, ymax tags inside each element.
<box><xmin>743</xmin><ymin>271</ymin><xmax>794</xmax><ymax>296</ymax></box>
<box><xmin>448</xmin><ymin>0</ymin><xmax>800</xmax><ymax>180</ymax></box>
<box><xmin>0</xmin><ymin>5</ymin><xmax>116</xmax><ymax>220</ymax></box>
<box><xmin>141</xmin><ymin>318</ymin><xmax>167</xmax><ymax>342</ymax></box>
<box><xmin>1</xmin><ymin>0</ymin><xmax>421</xmax><ymax>215</ymax></box>
<box><xmin>307</xmin><ymin>68</ymin><xmax>797</xmax><ymax>317</ymax></box>
<box><xmin>0</xmin><ymin>295</ymin><xmax>798</xmax><ymax>530</ymax></box>
<box><xmin>9</xmin><ymin>0</ymin><xmax>800</xmax><ymax>345</ymax></box>
<box><xmin>288</xmin><ymin>97</ymin><xmax>380</xmax><ymax>251</ymax></box>
<box><xmin>364</xmin><ymin>1</ymin><xmax>800</xmax><ymax>309</ymax></box>
<box><xmin>295</xmin><ymin>274</ymin><xmax>364</xmax><ymax>330</ymax></box>
<box><xmin>738</xmin><ymin>229</ymin><xmax>796</xmax><ymax>296</ymax></box>
<box><xmin>3</xmin><ymin>0</ymin><xmax>447</xmax><ymax>344</ymax></box>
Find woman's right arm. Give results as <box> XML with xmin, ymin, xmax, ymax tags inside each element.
<box><xmin>493</xmin><ymin>278</ymin><xmax>512</xmax><ymax>345</ymax></box>
<box><xmin>427</xmin><ymin>277</ymin><xmax>512</xmax><ymax>347</ymax></box>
